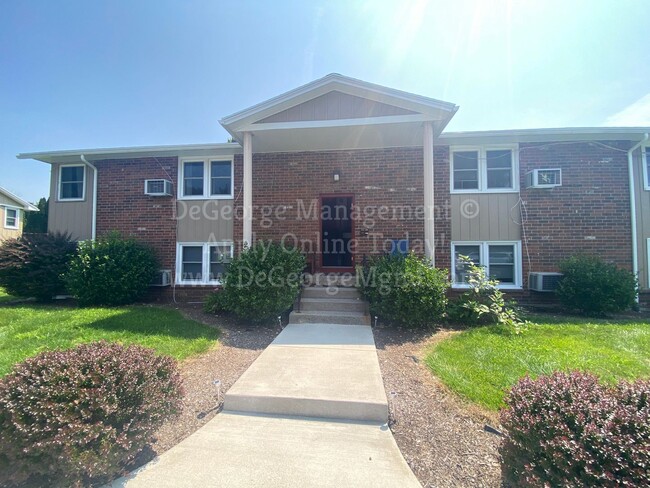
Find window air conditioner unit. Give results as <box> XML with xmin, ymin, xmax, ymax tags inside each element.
<box><xmin>525</xmin><ymin>169</ymin><xmax>562</xmax><ymax>188</ymax></box>
<box><xmin>145</xmin><ymin>179</ymin><xmax>173</xmax><ymax>196</ymax></box>
<box><xmin>151</xmin><ymin>269</ymin><xmax>172</xmax><ymax>287</ymax></box>
<box><xmin>528</xmin><ymin>272</ymin><xmax>563</xmax><ymax>292</ymax></box>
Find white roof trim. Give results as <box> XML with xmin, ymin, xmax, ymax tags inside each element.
<box><xmin>17</xmin><ymin>142</ymin><xmax>242</xmax><ymax>164</ymax></box>
<box><xmin>0</xmin><ymin>187</ymin><xmax>38</xmax><ymax>211</ymax></box>
<box><xmin>219</xmin><ymin>73</ymin><xmax>458</xmax><ymax>131</ymax></box>
<box><xmin>438</xmin><ymin>127</ymin><xmax>650</xmax><ymax>144</ymax></box>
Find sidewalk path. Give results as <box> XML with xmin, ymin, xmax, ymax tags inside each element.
<box><xmin>108</xmin><ymin>323</ymin><xmax>421</xmax><ymax>487</ymax></box>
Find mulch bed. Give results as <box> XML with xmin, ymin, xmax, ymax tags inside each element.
<box><xmin>145</xmin><ymin>308</ymin><xmax>502</xmax><ymax>487</ymax></box>
<box><xmin>373</xmin><ymin>325</ymin><xmax>503</xmax><ymax>488</ymax></box>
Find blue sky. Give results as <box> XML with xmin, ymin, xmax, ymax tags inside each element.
<box><xmin>2</xmin><ymin>0</ymin><xmax>649</xmax><ymax>202</ymax></box>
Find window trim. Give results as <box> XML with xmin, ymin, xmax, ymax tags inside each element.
<box><xmin>3</xmin><ymin>206</ymin><xmax>19</xmax><ymax>229</ymax></box>
<box><xmin>178</xmin><ymin>157</ymin><xmax>234</xmax><ymax>200</ymax></box>
<box><xmin>58</xmin><ymin>164</ymin><xmax>86</xmax><ymax>202</ymax></box>
<box><xmin>451</xmin><ymin>240</ymin><xmax>523</xmax><ymax>290</ymax></box>
<box><xmin>175</xmin><ymin>242</ymin><xmax>234</xmax><ymax>285</ymax></box>
<box><xmin>450</xmin><ymin>145</ymin><xmax>519</xmax><ymax>194</ymax></box>
<box><xmin>642</xmin><ymin>145</ymin><xmax>650</xmax><ymax>191</ymax></box>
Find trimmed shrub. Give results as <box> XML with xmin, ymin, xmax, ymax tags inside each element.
<box><xmin>205</xmin><ymin>242</ymin><xmax>305</xmax><ymax>322</ymax></box>
<box><xmin>0</xmin><ymin>232</ymin><xmax>76</xmax><ymax>300</ymax></box>
<box><xmin>65</xmin><ymin>233</ymin><xmax>159</xmax><ymax>306</ymax></box>
<box><xmin>0</xmin><ymin>341</ymin><xmax>183</xmax><ymax>487</ymax></box>
<box><xmin>447</xmin><ymin>255</ymin><xmax>527</xmax><ymax>333</ymax></box>
<box><xmin>557</xmin><ymin>255</ymin><xmax>637</xmax><ymax>316</ymax></box>
<box><xmin>500</xmin><ymin>371</ymin><xmax>650</xmax><ymax>487</ymax></box>
<box><xmin>357</xmin><ymin>253</ymin><xmax>449</xmax><ymax>328</ymax></box>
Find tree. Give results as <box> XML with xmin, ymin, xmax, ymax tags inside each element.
<box><xmin>23</xmin><ymin>197</ymin><xmax>48</xmax><ymax>233</ymax></box>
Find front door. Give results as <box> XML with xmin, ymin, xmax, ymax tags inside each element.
<box><xmin>320</xmin><ymin>195</ymin><xmax>354</xmax><ymax>270</ymax></box>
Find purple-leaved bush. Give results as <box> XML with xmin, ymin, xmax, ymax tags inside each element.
<box><xmin>0</xmin><ymin>341</ymin><xmax>183</xmax><ymax>487</ymax></box>
<box><xmin>500</xmin><ymin>371</ymin><xmax>650</xmax><ymax>487</ymax></box>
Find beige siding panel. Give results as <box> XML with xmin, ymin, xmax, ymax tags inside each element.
<box><xmin>48</xmin><ymin>164</ymin><xmax>93</xmax><ymax>240</ymax></box>
<box><xmin>257</xmin><ymin>91</ymin><xmax>417</xmax><ymax>123</ymax></box>
<box><xmin>451</xmin><ymin>193</ymin><xmax>521</xmax><ymax>241</ymax></box>
<box><xmin>633</xmin><ymin>149</ymin><xmax>650</xmax><ymax>289</ymax></box>
<box><xmin>176</xmin><ymin>200</ymin><xmax>234</xmax><ymax>242</ymax></box>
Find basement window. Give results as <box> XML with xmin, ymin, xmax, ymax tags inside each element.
<box><xmin>176</xmin><ymin>242</ymin><xmax>233</xmax><ymax>284</ymax></box>
<box><xmin>451</xmin><ymin>241</ymin><xmax>522</xmax><ymax>289</ymax></box>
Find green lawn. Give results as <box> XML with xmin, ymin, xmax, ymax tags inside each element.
<box><xmin>0</xmin><ymin>304</ymin><xmax>219</xmax><ymax>377</ymax></box>
<box><xmin>425</xmin><ymin>316</ymin><xmax>650</xmax><ymax>410</ymax></box>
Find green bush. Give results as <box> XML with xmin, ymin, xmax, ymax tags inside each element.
<box><xmin>205</xmin><ymin>242</ymin><xmax>305</xmax><ymax>322</ymax></box>
<box><xmin>556</xmin><ymin>255</ymin><xmax>637</xmax><ymax>316</ymax></box>
<box><xmin>500</xmin><ymin>371</ymin><xmax>650</xmax><ymax>487</ymax></box>
<box><xmin>65</xmin><ymin>233</ymin><xmax>159</xmax><ymax>306</ymax></box>
<box><xmin>357</xmin><ymin>253</ymin><xmax>449</xmax><ymax>328</ymax></box>
<box><xmin>447</xmin><ymin>255</ymin><xmax>527</xmax><ymax>333</ymax></box>
<box><xmin>0</xmin><ymin>232</ymin><xmax>76</xmax><ymax>301</ymax></box>
<box><xmin>0</xmin><ymin>341</ymin><xmax>183</xmax><ymax>487</ymax></box>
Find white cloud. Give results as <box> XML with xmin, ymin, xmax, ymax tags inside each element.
<box><xmin>605</xmin><ymin>93</ymin><xmax>650</xmax><ymax>126</ymax></box>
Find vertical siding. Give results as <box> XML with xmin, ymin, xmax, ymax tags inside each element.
<box><xmin>176</xmin><ymin>199</ymin><xmax>234</xmax><ymax>242</ymax></box>
<box><xmin>633</xmin><ymin>148</ymin><xmax>650</xmax><ymax>289</ymax></box>
<box><xmin>48</xmin><ymin>164</ymin><xmax>93</xmax><ymax>240</ymax></box>
<box><xmin>451</xmin><ymin>193</ymin><xmax>522</xmax><ymax>241</ymax></box>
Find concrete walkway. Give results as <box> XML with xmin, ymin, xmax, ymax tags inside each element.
<box><xmin>108</xmin><ymin>321</ymin><xmax>421</xmax><ymax>487</ymax></box>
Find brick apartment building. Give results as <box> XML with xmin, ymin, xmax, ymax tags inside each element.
<box><xmin>18</xmin><ymin>74</ymin><xmax>650</xmax><ymax>303</ymax></box>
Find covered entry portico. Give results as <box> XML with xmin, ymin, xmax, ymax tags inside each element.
<box><xmin>220</xmin><ymin>73</ymin><xmax>458</xmax><ymax>265</ymax></box>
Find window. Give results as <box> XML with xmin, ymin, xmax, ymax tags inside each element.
<box><xmin>451</xmin><ymin>146</ymin><xmax>518</xmax><ymax>193</ymax></box>
<box><xmin>641</xmin><ymin>146</ymin><xmax>650</xmax><ymax>190</ymax></box>
<box><xmin>4</xmin><ymin>207</ymin><xmax>18</xmax><ymax>229</ymax></box>
<box><xmin>176</xmin><ymin>242</ymin><xmax>233</xmax><ymax>284</ymax></box>
<box><xmin>59</xmin><ymin>165</ymin><xmax>86</xmax><ymax>200</ymax></box>
<box><xmin>179</xmin><ymin>157</ymin><xmax>233</xmax><ymax>199</ymax></box>
<box><xmin>452</xmin><ymin>241</ymin><xmax>521</xmax><ymax>288</ymax></box>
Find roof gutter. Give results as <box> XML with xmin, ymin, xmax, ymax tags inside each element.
<box><xmin>80</xmin><ymin>155</ymin><xmax>97</xmax><ymax>240</ymax></box>
<box><xmin>627</xmin><ymin>133</ymin><xmax>648</xmax><ymax>303</ymax></box>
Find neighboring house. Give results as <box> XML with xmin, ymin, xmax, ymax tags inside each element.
<box><xmin>17</xmin><ymin>74</ymin><xmax>650</xmax><ymax>303</ymax></box>
<box><xmin>0</xmin><ymin>186</ymin><xmax>38</xmax><ymax>241</ymax></box>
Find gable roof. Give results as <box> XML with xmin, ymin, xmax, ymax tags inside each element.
<box><xmin>220</xmin><ymin>73</ymin><xmax>459</xmax><ymax>151</ymax></box>
<box><xmin>0</xmin><ymin>187</ymin><xmax>38</xmax><ymax>211</ymax></box>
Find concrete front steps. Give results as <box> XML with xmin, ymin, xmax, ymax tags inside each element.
<box><xmin>289</xmin><ymin>286</ymin><xmax>370</xmax><ymax>326</ymax></box>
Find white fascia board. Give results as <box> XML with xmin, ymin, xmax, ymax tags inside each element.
<box><xmin>17</xmin><ymin>142</ymin><xmax>242</xmax><ymax>164</ymax></box>
<box><xmin>0</xmin><ymin>187</ymin><xmax>38</xmax><ymax>211</ymax></box>
<box><xmin>220</xmin><ymin>73</ymin><xmax>458</xmax><ymax>131</ymax></box>
<box><xmin>438</xmin><ymin>127</ymin><xmax>650</xmax><ymax>145</ymax></box>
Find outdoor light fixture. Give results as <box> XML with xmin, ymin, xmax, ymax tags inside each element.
<box><xmin>333</xmin><ymin>171</ymin><xmax>340</xmax><ymax>182</ymax></box>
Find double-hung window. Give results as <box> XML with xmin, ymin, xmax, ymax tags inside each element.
<box><xmin>4</xmin><ymin>207</ymin><xmax>18</xmax><ymax>229</ymax></box>
<box><xmin>179</xmin><ymin>157</ymin><xmax>233</xmax><ymax>199</ymax></box>
<box><xmin>59</xmin><ymin>165</ymin><xmax>86</xmax><ymax>200</ymax></box>
<box><xmin>451</xmin><ymin>146</ymin><xmax>517</xmax><ymax>193</ymax></box>
<box><xmin>452</xmin><ymin>241</ymin><xmax>522</xmax><ymax>288</ymax></box>
<box><xmin>177</xmin><ymin>242</ymin><xmax>233</xmax><ymax>284</ymax></box>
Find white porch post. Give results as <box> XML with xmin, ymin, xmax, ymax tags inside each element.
<box><xmin>423</xmin><ymin>122</ymin><xmax>435</xmax><ymax>265</ymax></box>
<box><xmin>243</xmin><ymin>131</ymin><xmax>253</xmax><ymax>247</ymax></box>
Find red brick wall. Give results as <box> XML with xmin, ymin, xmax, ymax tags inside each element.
<box><xmin>95</xmin><ymin>157</ymin><xmax>178</xmax><ymax>273</ymax></box>
<box><xmin>231</xmin><ymin>147</ymin><xmax>449</xmax><ymax>269</ymax></box>
<box><xmin>518</xmin><ymin>141</ymin><xmax>633</xmax><ymax>290</ymax></box>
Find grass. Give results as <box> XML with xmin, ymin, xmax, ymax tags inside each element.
<box><xmin>425</xmin><ymin>315</ymin><xmax>650</xmax><ymax>411</ymax></box>
<box><xmin>0</xmin><ymin>304</ymin><xmax>219</xmax><ymax>377</ymax></box>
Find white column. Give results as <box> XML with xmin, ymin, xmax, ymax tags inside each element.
<box><xmin>243</xmin><ymin>131</ymin><xmax>253</xmax><ymax>248</ymax></box>
<box><xmin>423</xmin><ymin>122</ymin><xmax>435</xmax><ymax>265</ymax></box>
